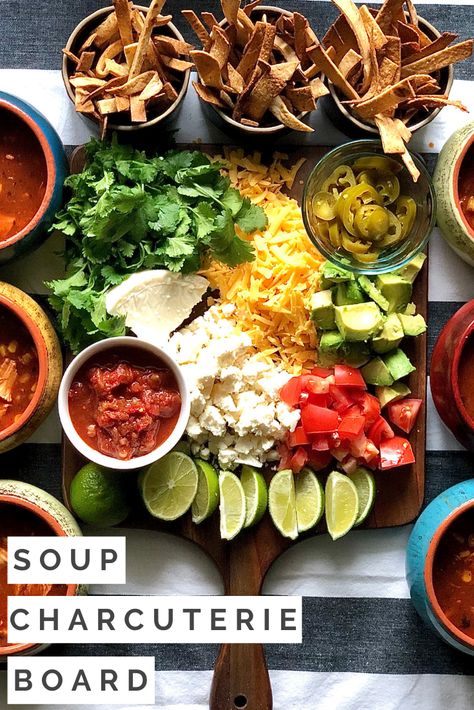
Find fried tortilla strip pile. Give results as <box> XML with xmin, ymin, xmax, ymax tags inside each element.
<box><xmin>64</xmin><ymin>0</ymin><xmax>193</xmax><ymax>131</ymax></box>
<box><xmin>307</xmin><ymin>0</ymin><xmax>472</xmax><ymax>180</ymax></box>
<box><xmin>183</xmin><ymin>0</ymin><xmax>329</xmax><ymax>131</ymax></box>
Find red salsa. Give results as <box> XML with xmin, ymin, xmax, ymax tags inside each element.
<box><xmin>0</xmin><ymin>306</ymin><xmax>39</xmax><ymax>433</ymax></box>
<box><xmin>68</xmin><ymin>347</ymin><xmax>182</xmax><ymax>460</ymax></box>
<box><xmin>0</xmin><ymin>108</ymin><xmax>47</xmax><ymax>241</ymax></box>
<box><xmin>0</xmin><ymin>503</ymin><xmax>67</xmax><ymax>647</ymax></box>
<box><xmin>457</xmin><ymin>332</ymin><xmax>474</xmax><ymax>421</ymax></box>
<box><xmin>433</xmin><ymin>509</ymin><xmax>474</xmax><ymax>639</ymax></box>
<box><xmin>459</xmin><ymin>144</ymin><xmax>474</xmax><ymax>232</ymax></box>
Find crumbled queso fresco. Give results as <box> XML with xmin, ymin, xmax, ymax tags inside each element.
<box><xmin>168</xmin><ymin>304</ymin><xmax>300</xmax><ymax>469</ymax></box>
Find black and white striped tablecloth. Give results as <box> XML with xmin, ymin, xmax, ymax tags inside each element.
<box><xmin>1</xmin><ymin>1</ymin><xmax>474</xmax><ymax>708</ymax></box>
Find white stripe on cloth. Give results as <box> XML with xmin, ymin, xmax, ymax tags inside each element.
<box><xmin>1</xmin><ymin>670</ymin><xmax>474</xmax><ymax>710</ymax></box>
<box><xmin>0</xmin><ymin>69</ymin><xmax>473</xmax><ymax>150</ymax></box>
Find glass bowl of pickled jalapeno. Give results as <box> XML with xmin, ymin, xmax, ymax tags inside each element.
<box><xmin>302</xmin><ymin>140</ymin><xmax>436</xmax><ymax>274</ymax></box>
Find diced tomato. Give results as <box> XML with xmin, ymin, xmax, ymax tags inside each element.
<box><xmin>387</xmin><ymin>398</ymin><xmax>422</xmax><ymax>434</ymax></box>
<box><xmin>328</xmin><ymin>384</ymin><xmax>354</xmax><ymax>413</ymax></box>
<box><xmin>379</xmin><ymin>436</ymin><xmax>415</xmax><ymax>470</ymax></box>
<box><xmin>338</xmin><ymin>415</ymin><xmax>365</xmax><ymax>440</ymax></box>
<box><xmin>290</xmin><ymin>446</ymin><xmax>309</xmax><ymax>473</ymax></box>
<box><xmin>334</xmin><ymin>364</ymin><xmax>367</xmax><ymax>389</ymax></box>
<box><xmin>368</xmin><ymin>416</ymin><xmax>395</xmax><ymax>448</ymax></box>
<box><xmin>311</xmin><ymin>366</ymin><xmax>334</xmax><ymax>378</ymax></box>
<box><xmin>351</xmin><ymin>391</ymin><xmax>381</xmax><ymax>428</ymax></box>
<box><xmin>341</xmin><ymin>455</ymin><xmax>358</xmax><ymax>474</ymax></box>
<box><xmin>311</xmin><ymin>434</ymin><xmax>331</xmax><ymax>451</ymax></box>
<box><xmin>307</xmin><ymin>449</ymin><xmax>333</xmax><ymax>471</ymax></box>
<box><xmin>301</xmin><ymin>404</ymin><xmax>339</xmax><ymax>434</ymax></box>
<box><xmin>289</xmin><ymin>426</ymin><xmax>310</xmax><ymax>447</ymax></box>
<box><xmin>299</xmin><ymin>390</ymin><xmax>310</xmax><ymax>407</ymax></box>
<box><xmin>360</xmin><ymin>439</ymin><xmax>379</xmax><ymax>464</ymax></box>
<box><xmin>280</xmin><ymin>377</ymin><xmax>302</xmax><ymax>407</ymax></box>
<box><xmin>278</xmin><ymin>443</ymin><xmax>292</xmax><ymax>470</ymax></box>
<box><xmin>301</xmin><ymin>374</ymin><xmax>334</xmax><ymax>394</ymax></box>
<box><xmin>331</xmin><ymin>446</ymin><xmax>350</xmax><ymax>462</ymax></box>
<box><xmin>349</xmin><ymin>432</ymin><xmax>369</xmax><ymax>459</ymax></box>
<box><xmin>308</xmin><ymin>392</ymin><xmax>329</xmax><ymax>407</ymax></box>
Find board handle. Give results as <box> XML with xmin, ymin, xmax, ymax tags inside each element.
<box><xmin>209</xmin><ymin>531</ymin><xmax>273</xmax><ymax>709</ymax></box>
<box><xmin>210</xmin><ymin>643</ymin><xmax>272</xmax><ymax>710</ymax></box>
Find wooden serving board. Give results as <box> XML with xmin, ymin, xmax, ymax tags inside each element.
<box><xmin>63</xmin><ymin>144</ymin><xmax>427</xmax><ymax>710</ymax></box>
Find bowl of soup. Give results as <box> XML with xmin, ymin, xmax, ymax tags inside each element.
<box><xmin>430</xmin><ymin>300</ymin><xmax>474</xmax><ymax>450</ymax></box>
<box><xmin>0</xmin><ymin>479</ymin><xmax>82</xmax><ymax>659</ymax></box>
<box><xmin>58</xmin><ymin>337</ymin><xmax>190</xmax><ymax>471</ymax></box>
<box><xmin>406</xmin><ymin>480</ymin><xmax>474</xmax><ymax>655</ymax></box>
<box><xmin>433</xmin><ymin>121</ymin><xmax>474</xmax><ymax>266</ymax></box>
<box><xmin>0</xmin><ymin>92</ymin><xmax>67</xmax><ymax>263</ymax></box>
<box><xmin>0</xmin><ymin>281</ymin><xmax>62</xmax><ymax>453</ymax></box>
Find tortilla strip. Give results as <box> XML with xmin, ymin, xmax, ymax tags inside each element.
<box><xmin>97</xmin><ymin>97</ymin><xmax>118</xmax><ymax>115</ymax></box>
<box><xmin>75</xmin><ymin>89</ymin><xmax>95</xmax><ymax>113</ymax></box>
<box><xmin>414</xmin><ymin>79</ymin><xmax>440</xmax><ymax>94</ymax></box>
<box><xmin>138</xmin><ymin>73</ymin><xmax>164</xmax><ymax>100</ymax></box>
<box><xmin>161</xmin><ymin>56</ymin><xmax>193</xmax><ymax>72</ymax></box>
<box><xmin>310</xmin><ymin>77</ymin><xmax>330</xmax><ymax>98</ymax></box>
<box><xmin>104</xmin><ymin>58</ymin><xmax>129</xmax><ymax>77</ymax></box>
<box><xmin>221</xmin><ymin>0</ymin><xmax>239</xmax><ymax>26</ymax></box>
<box><xmin>113</xmin><ymin>0</ymin><xmax>133</xmax><ymax>48</ymax></box>
<box><xmin>159</xmin><ymin>82</ymin><xmax>178</xmax><ymax>103</ymax></box>
<box><xmin>130</xmin><ymin>95</ymin><xmax>147</xmax><ymax>122</ymax></box>
<box><xmin>396</xmin><ymin>21</ymin><xmax>419</xmax><ymax>45</ymax></box>
<box><xmin>115</xmin><ymin>96</ymin><xmax>130</xmax><ymax>112</ymax></box>
<box><xmin>193</xmin><ymin>81</ymin><xmax>225</xmax><ymax>107</ymax></box>
<box><xmin>285</xmin><ymin>85</ymin><xmax>316</xmax><ymax>112</ymax></box>
<box><xmin>95</xmin><ymin>12</ymin><xmax>119</xmax><ymax>48</ymax></box>
<box><xmin>375</xmin><ymin>114</ymin><xmax>406</xmax><ymax>154</ymax></box>
<box><xmin>346</xmin><ymin>78</ymin><xmax>415</xmax><ymax>118</ymax></box>
<box><xmin>201</xmin><ymin>12</ymin><xmax>219</xmax><ymax>30</ymax></box>
<box><xmin>400</xmin><ymin>149</ymin><xmax>420</xmax><ymax>182</ymax></box>
<box><xmin>307</xmin><ymin>42</ymin><xmax>360</xmax><ymax>100</ymax></box>
<box><xmin>401</xmin><ymin>39</ymin><xmax>473</xmax><ymax>77</ymax></box>
<box><xmin>70</xmin><ymin>76</ymin><xmax>106</xmax><ymax>89</ymax></box>
<box><xmin>339</xmin><ymin>48</ymin><xmax>362</xmax><ymax>78</ymax></box>
<box><xmin>124</xmin><ymin>42</ymin><xmax>138</xmax><ymax>67</ymax></box>
<box><xmin>154</xmin><ymin>15</ymin><xmax>172</xmax><ymax>27</ymax></box>
<box><xmin>210</xmin><ymin>26</ymin><xmax>231</xmax><ymax>69</ymax></box>
<box><xmin>401</xmin><ymin>95</ymin><xmax>468</xmax><ymax>111</ymax></box>
<box><xmin>220</xmin><ymin>90</ymin><xmax>235</xmax><ymax>108</ymax></box>
<box><xmin>241</xmin><ymin>117</ymin><xmax>259</xmax><ymax>127</ymax></box>
<box><xmin>79</xmin><ymin>32</ymin><xmax>97</xmax><ymax>54</ymax></box>
<box><xmin>233</xmin><ymin>64</ymin><xmax>265</xmax><ymax>120</ymax></box>
<box><xmin>375</xmin><ymin>0</ymin><xmax>405</xmax><ymax>34</ymax></box>
<box><xmin>129</xmin><ymin>0</ymin><xmax>166</xmax><ymax>79</ymax></box>
<box><xmin>108</xmin><ymin>70</ymin><xmax>157</xmax><ymax>96</ymax></box>
<box><xmin>393</xmin><ymin>117</ymin><xmax>412</xmax><ymax>142</ymax></box>
<box><xmin>63</xmin><ymin>49</ymin><xmax>81</xmax><ymax>65</ymax></box>
<box><xmin>359</xmin><ymin>5</ymin><xmax>387</xmax><ymax>50</ymax></box>
<box><xmin>293</xmin><ymin>12</ymin><xmax>308</xmax><ymax>62</ymax></box>
<box><xmin>402</xmin><ymin>32</ymin><xmax>459</xmax><ymax>65</ymax></box>
<box><xmin>191</xmin><ymin>50</ymin><xmax>233</xmax><ymax>91</ymax></box>
<box><xmin>269</xmin><ymin>95</ymin><xmax>313</xmax><ymax>132</ymax></box>
<box><xmin>154</xmin><ymin>36</ymin><xmax>193</xmax><ymax>57</ymax></box>
<box><xmin>375</xmin><ymin>57</ymin><xmax>399</xmax><ymax>94</ymax></box>
<box><xmin>401</xmin><ymin>41</ymin><xmax>420</xmax><ymax>59</ymax></box>
<box><xmin>96</xmin><ymin>40</ymin><xmax>123</xmax><ymax>78</ymax></box>
<box><xmin>182</xmin><ymin>10</ymin><xmax>211</xmax><ymax>48</ymax></box>
<box><xmin>274</xmin><ymin>35</ymin><xmax>298</xmax><ymax>62</ymax></box>
<box><xmin>76</xmin><ymin>51</ymin><xmax>95</xmax><ymax>72</ymax></box>
<box><xmin>243</xmin><ymin>0</ymin><xmax>261</xmax><ymax>16</ymax></box>
<box><xmin>331</xmin><ymin>0</ymin><xmax>373</xmax><ymax>93</ymax></box>
<box><xmin>405</xmin><ymin>0</ymin><xmax>418</xmax><ymax>27</ymax></box>
<box><xmin>237</xmin><ymin>22</ymin><xmax>275</xmax><ymax>80</ymax></box>
<box><xmin>227</xmin><ymin>63</ymin><xmax>244</xmax><ymax>92</ymax></box>
<box><xmin>246</xmin><ymin>60</ymin><xmax>299</xmax><ymax>120</ymax></box>
<box><xmin>236</xmin><ymin>9</ymin><xmax>255</xmax><ymax>46</ymax></box>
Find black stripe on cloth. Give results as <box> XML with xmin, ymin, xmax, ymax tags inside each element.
<box><xmin>40</xmin><ymin>596</ymin><xmax>473</xmax><ymax>674</ymax></box>
<box><xmin>427</xmin><ymin>301</ymin><xmax>465</xmax><ymax>366</ymax></box>
<box><xmin>1</xmin><ymin>1</ymin><xmax>473</xmax><ymax>75</ymax></box>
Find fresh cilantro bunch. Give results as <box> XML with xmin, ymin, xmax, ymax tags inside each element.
<box><xmin>47</xmin><ymin>138</ymin><xmax>267</xmax><ymax>352</ymax></box>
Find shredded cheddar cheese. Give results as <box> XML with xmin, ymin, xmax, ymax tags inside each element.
<box><xmin>200</xmin><ymin>149</ymin><xmax>325</xmax><ymax>374</ymax></box>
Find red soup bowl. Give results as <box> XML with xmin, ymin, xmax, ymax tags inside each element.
<box><xmin>0</xmin><ymin>480</ymin><xmax>82</xmax><ymax>660</ymax></box>
<box><xmin>430</xmin><ymin>300</ymin><xmax>474</xmax><ymax>450</ymax></box>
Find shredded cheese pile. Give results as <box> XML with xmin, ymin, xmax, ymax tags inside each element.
<box><xmin>200</xmin><ymin>148</ymin><xmax>324</xmax><ymax>374</ymax></box>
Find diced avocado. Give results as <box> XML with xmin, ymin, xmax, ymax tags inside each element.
<box><xmin>358</xmin><ymin>275</ymin><xmax>390</xmax><ymax>312</ymax></box>
<box><xmin>397</xmin><ymin>313</ymin><xmax>427</xmax><ymax>337</ymax></box>
<box><xmin>403</xmin><ymin>302</ymin><xmax>416</xmax><ymax>315</ymax></box>
<box><xmin>361</xmin><ymin>357</ymin><xmax>394</xmax><ymax>386</ymax></box>
<box><xmin>318</xmin><ymin>262</ymin><xmax>352</xmax><ymax>288</ymax></box>
<box><xmin>371</xmin><ymin>313</ymin><xmax>404</xmax><ymax>354</ymax></box>
<box><xmin>334</xmin><ymin>280</ymin><xmax>366</xmax><ymax>305</ymax></box>
<box><xmin>310</xmin><ymin>290</ymin><xmax>335</xmax><ymax>330</ymax></box>
<box><xmin>375</xmin><ymin>382</ymin><xmax>412</xmax><ymax>408</ymax></box>
<box><xmin>318</xmin><ymin>341</ymin><xmax>371</xmax><ymax>368</ymax></box>
<box><xmin>335</xmin><ymin>302</ymin><xmax>383</xmax><ymax>342</ymax></box>
<box><xmin>319</xmin><ymin>330</ymin><xmax>344</xmax><ymax>351</ymax></box>
<box><xmin>375</xmin><ymin>274</ymin><xmax>412</xmax><ymax>314</ymax></box>
<box><xmin>397</xmin><ymin>253</ymin><xmax>426</xmax><ymax>284</ymax></box>
<box><xmin>382</xmin><ymin>348</ymin><xmax>416</xmax><ymax>381</ymax></box>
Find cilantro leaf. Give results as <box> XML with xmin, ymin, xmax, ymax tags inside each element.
<box><xmin>236</xmin><ymin>198</ymin><xmax>268</xmax><ymax>233</ymax></box>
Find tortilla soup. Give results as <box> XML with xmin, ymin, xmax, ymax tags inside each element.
<box><xmin>0</xmin><ymin>108</ymin><xmax>47</xmax><ymax>242</ymax></box>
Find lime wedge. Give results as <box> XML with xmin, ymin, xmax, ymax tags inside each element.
<box><xmin>219</xmin><ymin>471</ymin><xmax>246</xmax><ymax>540</ymax></box>
<box><xmin>325</xmin><ymin>471</ymin><xmax>359</xmax><ymax>541</ymax></box>
<box><xmin>268</xmin><ymin>469</ymin><xmax>298</xmax><ymax>540</ymax></box>
<box><xmin>295</xmin><ymin>468</ymin><xmax>324</xmax><ymax>533</ymax></box>
<box><xmin>139</xmin><ymin>452</ymin><xmax>198</xmax><ymax>521</ymax></box>
<box><xmin>241</xmin><ymin>465</ymin><xmax>268</xmax><ymax>528</ymax></box>
<box><xmin>347</xmin><ymin>466</ymin><xmax>376</xmax><ymax>526</ymax></box>
<box><xmin>192</xmin><ymin>459</ymin><xmax>219</xmax><ymax>524</ymax></box>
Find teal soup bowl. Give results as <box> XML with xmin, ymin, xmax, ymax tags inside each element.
<box><xmin>0</xmin><ymin>92</ymin><xmax>67</xmax><ymax>263</ymax></box>
<box><xmin>406</xmin><ymin>480</ymin><xmax>474</xmax><ymax>655</ymax></box>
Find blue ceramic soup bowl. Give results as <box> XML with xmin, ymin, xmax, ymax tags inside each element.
<box><xmin>0</xmin><ymin>92</ymin><xmax>67</xmax><ymax>263</ymax></box>
<box><xmin>406</xmin><ymin>480</ymin><xmax>474</xmax><ymax>655</ymax></box>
